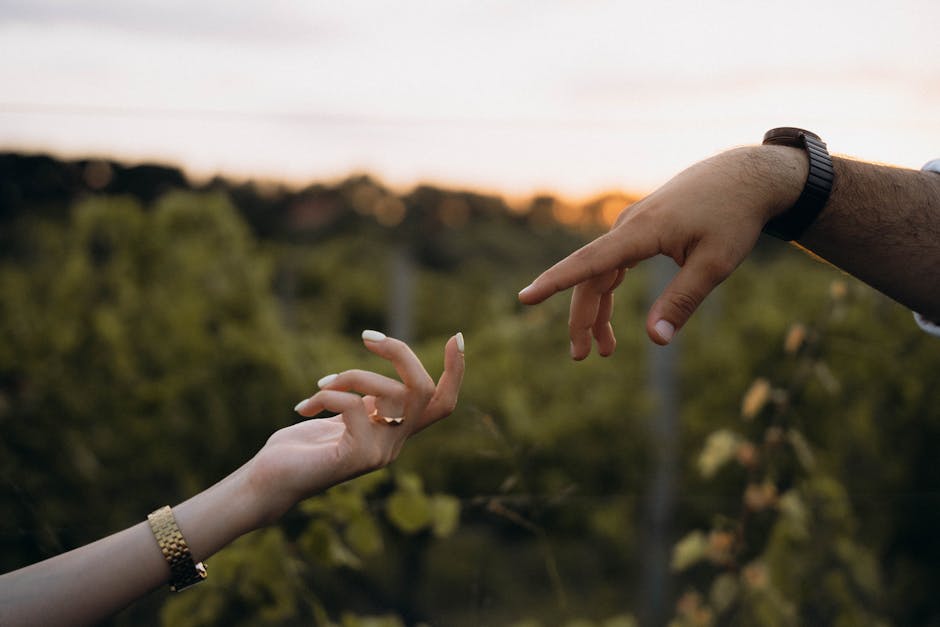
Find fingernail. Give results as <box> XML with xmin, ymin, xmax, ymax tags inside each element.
<box><xmin>455</xmin><ymin>332</ymin><xmax>465</xmax><ymax>353</ymax></box>
<box><xmin>570</xmin><ymin>340</ymin><xmax>577</xmax><ymax>359</ymax></box>
<box><xmin>655</xmin><ymin>319</ymin><xmax>675</xmax><ymax>343</ymax></box>
<box><xmin>294</xmin><ymin>399</ymin><xmax>309</xmax><ymax>412</ymax></box>
<box><xmin>362</xmin><ymin>329</ymin><xmax>386</xmax><ymax>342</ymax></box>
<box><xmin>518</xmin><ymin>284</ymin><xmax>534</xmax><ymax>298</ymax></box>
<box><xmin>317</xmin><ymin>373</ymin><xmax>338</xmax><ymax>388</ymax></box>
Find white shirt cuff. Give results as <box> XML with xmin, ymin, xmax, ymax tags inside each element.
<box><xmin>914</xmin><ymin>160</ymin><xmax>940</xmax><ymax>335</ymax></box>
<box><xmin>914</xmin><ymin>312</ymin><xmax>940</xmax><ymax>337</ymax></box>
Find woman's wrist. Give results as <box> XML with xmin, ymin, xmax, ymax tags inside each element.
<box><xmin>171</xmin><ymin>463</ymin><xmax>265</xmax><ymax>562</ymax></box>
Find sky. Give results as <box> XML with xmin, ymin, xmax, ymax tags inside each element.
<box><xmin>1</xmin><ymin>0</ymin><xmax>938</xmax><ymax>198</ymax></box>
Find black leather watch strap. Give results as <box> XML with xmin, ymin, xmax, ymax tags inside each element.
<box><xmin>762</xmin><ymin>127</ymin><xmax>834</xmax><ymax>241</ymax></box>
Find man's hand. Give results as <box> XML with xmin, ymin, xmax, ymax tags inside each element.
<box><xmin>518</xmin><ymin>146</ymin><xmax>807</xmax><ymax>356</ymax></box>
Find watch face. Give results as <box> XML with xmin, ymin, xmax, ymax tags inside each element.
<box><xmin>762</xmin><ymin>127</ymin><xmax>820</xmax><ymax>147</ymax></box>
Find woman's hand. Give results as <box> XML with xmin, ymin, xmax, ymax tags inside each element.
<box><xmin>247</xmin><ymin>330</ymin><xmax>465</xmax><ymax>526</ymax></box>
<box><xmin>0</xmin><ymin>331</ymin><xmax>464</xmax><ymax>627</ymax></box>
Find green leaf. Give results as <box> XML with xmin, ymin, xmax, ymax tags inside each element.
<box><xmin>340</xmin><ymin>613</ymin><xmax>405</xmax><ymax>627</ymax></box>
<box><xmin>812</xmin><ymin>360</ymin><xmax>841</xmax><ymax>394</ymax></box>
<box><xmin>395</xmin><ymin>470</ymin><xmax>424</xmax><ymax>494</ymax></box>
<box><xmin>430</xmin><ymin>494</ymin><xmax>461</xmax><ymax>537</ymax></box>
<box><xmin>776</xmin><ymin>491</ymin><xmax>809</xmax><ymax>539</ymax></box>
<box><xmin>698</xmin><ymin>429</ymin><xmax>740</xmax><ymax>479</ymax></box>
<box><xmin>299</xmin><ymin>495</ymin><xmax>332</xmax><ymax>517</ymax></box>
<box><xmin>299</xmin><ymin>519</ymin><xmax>362</xmax><ymax>568</ymax></box>
<box><xmin>671</xmin><ymin>530</ymin><xmax>709</xmax><ymax>572</ymax></box>
<box><xmin>328</xmin><ymin>486</ymin><xmax>368</xmax><ymax>521</ymax></box>
<box><xmin>344</xmin><ymin>513</ymin><xmax>383</xmax><ymax>557</ymax></box>
<box><xmin>741</xmin><ymin>377</ymin><xmax>772</xmax><ymax>420</ymax></box>
<box><xmin>348</xmin><ymin>467</ymin><xmax>391</xmax><ymax>493</ymax></box>
<box><xmin>710</xmin><ymin>573</ymin><xmax>740</xmax><ymax>613</ymax></box>
<box><xmin>787</xmin><ymin>429</ymin><xmax>816</xmax><ymax>471</ymax></box>
<box><xmin>386</xmin><ymin>488</ymin><xmax>432</xmax><ymax>534</ymax></box>
<box><xmin>834</xmin><ymin>538</ymin><xmax>881</xmax><ymax>596</ymax></box>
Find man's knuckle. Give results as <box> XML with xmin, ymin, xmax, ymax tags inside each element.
<box><xmin>568</xmin><ymin>319</ymin><xmax>590</xmax><ymax>332</ymax></box>
<box><xmin>701</xmin><ymin>256</ymin><xmax>735</xmax><ymax>281</ymax></box>
<box><xmin>670</xmin><ymin>291</ymin><xmax>700</xmax><ymax>318</ymax></box>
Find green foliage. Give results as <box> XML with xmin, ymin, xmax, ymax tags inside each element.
<box><xmin>385</xmin><ymin>472</ymin><xmax>460</xmax><ymax>538</ymax></box>
<box><xmin>1</xmin><ymin>163</ymin><xmax>938</xmax><ymax>626</ymax></box>
<box><xmin>0</xmin><ymin>191</ymin><xmax>304</xmax><ymax>574</ymax></box>
<box><xmin>669</xmin><ymin>280</ymin><xmax>938</xmax><ymax>626</ymax></box>
<box><xmin>160</xmin><ymin>528</ymin><xmax>310</xmax><ymax>626</ymax></box>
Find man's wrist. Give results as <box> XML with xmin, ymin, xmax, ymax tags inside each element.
<box><xmin>733</xmin><ymin>145</ymin><xmax>808</xmax><ymax>225</ymax></box>
<box><xmin>760</xmin><ymin>128</ymin><xmax>834</xmax><ymax>240</ymax></box>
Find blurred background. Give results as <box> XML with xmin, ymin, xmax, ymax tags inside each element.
<box><xmin>1</xmin><ymin>2</ymin><xmax>938</xmax><ymax>626</ymax></box>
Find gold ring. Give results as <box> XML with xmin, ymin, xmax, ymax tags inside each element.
<box><xmin>369</xmin><ymin>408</ymin><xmax>404</xmax><ymax>425</ymax></box>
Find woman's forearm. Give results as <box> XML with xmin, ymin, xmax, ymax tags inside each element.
<box><xmin>0</xmin><ymin>463</ymin><xmax>260</xmax><ymax>627</ymax></box>
<box><xmin>0</xmin><ymin>521</ymin><xmax>169</xmax><ymax>626</ymax></box>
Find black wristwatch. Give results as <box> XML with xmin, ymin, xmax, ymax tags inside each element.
<box><xmin>761</xmin><ymin>127</ymin><xmax>834</xmax><ymax>241</ymax></box>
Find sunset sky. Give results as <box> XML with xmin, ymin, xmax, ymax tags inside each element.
<box><xmin>1</xmin><ymin>0</ymin><xmax>938</xmax><ymax>197</ymax></box>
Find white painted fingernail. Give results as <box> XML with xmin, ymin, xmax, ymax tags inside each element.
<box><xmin>655</xmin><ymin>319</ymin><xmax>675</xmax><ymax>343</ymax></box>
<box><xmin>456</xmin><ymin>332</ymin><xmax>465</xmax><ymax>353</ymax></box>
<box><xmin>294</xmin><ymin>399</ymin><xmax>309</xmax><ymax>412</ymax></box>
<box><xmin>317</xmin><ymin>373</ymin><xmax>338</xmax><ymax>388</ymax></box>
<box><xmin>362</xmin><ymin>329</ymin><xmax>386</xmax><ymax>342</ymax></box>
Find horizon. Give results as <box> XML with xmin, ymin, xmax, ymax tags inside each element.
<box><xmin>2</xmin><ymin>1</ymin><xmax>938</xmax><ymax>198</ymax></box>
<box><xmin>2</xmin><ymin>148</ymin><xmax>644</xmax><ymax>220</ymax></box>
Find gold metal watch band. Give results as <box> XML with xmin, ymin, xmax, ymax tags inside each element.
<box><xmin>147</xmin><ymin>505</ymin><xmax>208</xmax><ymax>592</ymax></box>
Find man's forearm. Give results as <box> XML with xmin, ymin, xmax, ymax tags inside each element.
<box><xmin>794</xmin><ymin>156</ymin><xmax>940</xmax><ymax>320</ymax></box>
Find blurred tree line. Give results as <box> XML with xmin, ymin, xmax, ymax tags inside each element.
<box><xmin>1</xmin><ymin>153</ymin><xmax>937</xmax><ymax>626</ymax></box>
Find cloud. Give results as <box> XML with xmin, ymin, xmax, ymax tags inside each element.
<box><xmin>0</xmin><ymin>0</ymin><xmax>340</xmax><ymax>45</ymax></box>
